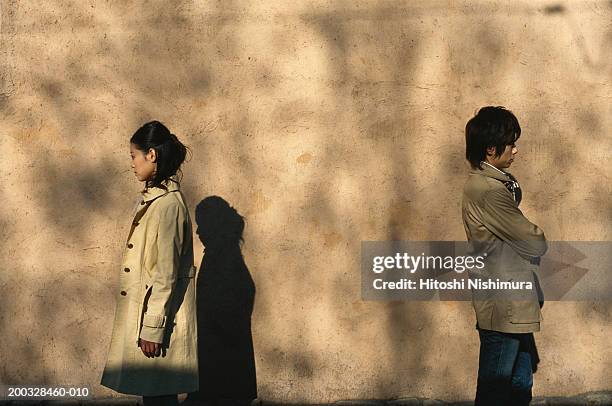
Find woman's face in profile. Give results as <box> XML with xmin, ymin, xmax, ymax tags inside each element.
<box><xmin>130</xmin><ymin>143</ymin><xmax>157</xmax><ymax>182</ymax></box>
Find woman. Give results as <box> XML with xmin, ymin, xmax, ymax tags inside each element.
<box><xmin>101</xmin><ymin>121</ymin><xmax>198</xmax><ymax>406</ymax></box>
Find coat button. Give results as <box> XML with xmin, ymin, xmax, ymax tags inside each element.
<box><xmin>120</xmin><ymin>291</ymin><xmax>127</xmax><ymax>296</ymax></box>
<box><xmin>124</xmin><ymin>267</ymin><xmax>130</xmax><ymax>273</ymax></box>
<box><xmin>127</xmin><ymin>243</ymin><xmax>134</xmax><ymax>249</ymax></box>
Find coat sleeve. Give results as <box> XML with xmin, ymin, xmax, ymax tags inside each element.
<box><xmin>482</xmin><ymin>186</ymin><xmax>548</xmax><ymax>258</ymax></box>
<box><xmin>139</xmin><ymin>201</ymin><xmax>184</xmax><ymax>344</ymax></box>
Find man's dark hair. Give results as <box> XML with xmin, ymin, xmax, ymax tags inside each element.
<box><xmin>465</xmin><ymin>106</ymin><xmax>521</xmax><ymax>169</ymax></box>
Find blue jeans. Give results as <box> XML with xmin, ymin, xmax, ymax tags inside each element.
<box><xmin>475</xmin><ymin>329</ymin><xmax>534</xmax><ymax>406</ymax></box>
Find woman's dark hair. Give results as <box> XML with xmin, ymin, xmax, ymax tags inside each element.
<box><xmin>130</xmin><ymin>120</ymin><xmax>191</xmax><ymax>189</ymax></box>
<box><xmin>465</xmin><ymin>106</ymin><xmax>521</xmax><ymax>169</ymax></box>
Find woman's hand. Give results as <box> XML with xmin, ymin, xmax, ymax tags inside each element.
<box><xmin>139</xmin><ymin>338</ymin><xmax>161</xmax><ymax>358</ymax></box>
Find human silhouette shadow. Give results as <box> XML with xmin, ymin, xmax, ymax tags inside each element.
<box><xmin>186</xmin><ymin>196</ymin><xmax>257</xmax><ymax>406</ymax></box>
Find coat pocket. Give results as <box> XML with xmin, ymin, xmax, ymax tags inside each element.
<box><xmin>508</xmin><ymin>300</ymin><xmax>541</xmax><ymax>324</ymax></box>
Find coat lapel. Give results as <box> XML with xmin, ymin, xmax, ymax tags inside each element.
<box><xmin>471</xmin><ymin>162</ymin><xmax>522</xmax><ymax>205</ymax></box>
<box><xmin>126</xmin><ymin>175</ymin><xmax>180</xmax><ymax>243</ymax></box>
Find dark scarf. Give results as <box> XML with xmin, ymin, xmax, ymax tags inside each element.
<box><xmin>502</xmin><ymin>172</ymin><xmax>522</xmax><ymax>205</ymax></box>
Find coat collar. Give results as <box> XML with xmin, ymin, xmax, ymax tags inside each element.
<box><xmin>470</xmin><ymin>161</ymin><xmax>513</xmax><ymax>182</ymax></box>
<box><xmin>141</xmin><ymin>175</ymin><xmax>180</xmax><ymax>202</ymax></box>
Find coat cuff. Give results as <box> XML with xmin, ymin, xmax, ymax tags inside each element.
<box><xmin>143</xmin><ymin>314</ymin><xmax>167</xmax><ymax>328</ymax></box>
<box><xmin>139</xmin><ymin>325</ymin><xmax>164</xmax><ymax>344</ymax></box>
<box><xmin>139</xmin><ymin>314</ymin><xmax>167</xmax><ymax>344</ymax></box>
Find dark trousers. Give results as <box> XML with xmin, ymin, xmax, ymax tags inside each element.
<box><xmin>142</xmin><ymin>394</ymin><xmax>178</xmax><ymax>406</ymax></box>
<box><xmin>475</xmin><ymin>329</ymin><xmax>534</xmax><ymax>406</ymax></box>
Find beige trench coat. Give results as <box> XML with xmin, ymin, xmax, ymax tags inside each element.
<box><xmin>101</xmin><ymin>175</ymin><xmax>198</xmax><ymax>396</ymax></box>
<box><xmin>462</xmin><ymin>163</ymin><xmax>547</xmax><ymax>334</ymax></box>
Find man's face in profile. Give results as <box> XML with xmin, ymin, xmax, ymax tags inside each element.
<box><xmin>487</xmin><ymin>143</ymin><xmax>518</xmax><ymax>169</ymax></box>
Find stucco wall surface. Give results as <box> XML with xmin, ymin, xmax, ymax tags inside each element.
<box><xmin>0</xmin><ymin>0</ymin><xmax>610</xmax><ymax>403</ymax></box>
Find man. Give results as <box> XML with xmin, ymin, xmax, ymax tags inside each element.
<box><xmin>462</xmin><ymin>106</ymin><xmax>547</xmax><ymax>405</ymax></box>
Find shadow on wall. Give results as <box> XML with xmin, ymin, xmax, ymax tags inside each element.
<box><xmin>186</xmin><ymin>196</ymin><xmax>257</xmax><ymax>406</ymax></box>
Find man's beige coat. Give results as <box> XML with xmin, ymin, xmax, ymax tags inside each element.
<box><xmin>462</xmin><ymin>163</ymin><xmax>547</xmax><ymax>334</ymax></box>
<box><xmin>101</xmin><ymin>175</ymin><xmax>198</xmax><ymax>396</ymax></box>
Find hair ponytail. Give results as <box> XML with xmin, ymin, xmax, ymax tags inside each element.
<box><xmin>130</xmin><ymin>121</ymin><xmax>191</xmax><ymax>189</ymax></box>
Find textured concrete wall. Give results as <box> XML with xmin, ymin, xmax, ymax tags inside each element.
<box><xmin>0</xmin><ymin>0</ymin><xmax>610</xmax><ymax>403</ymax></box>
